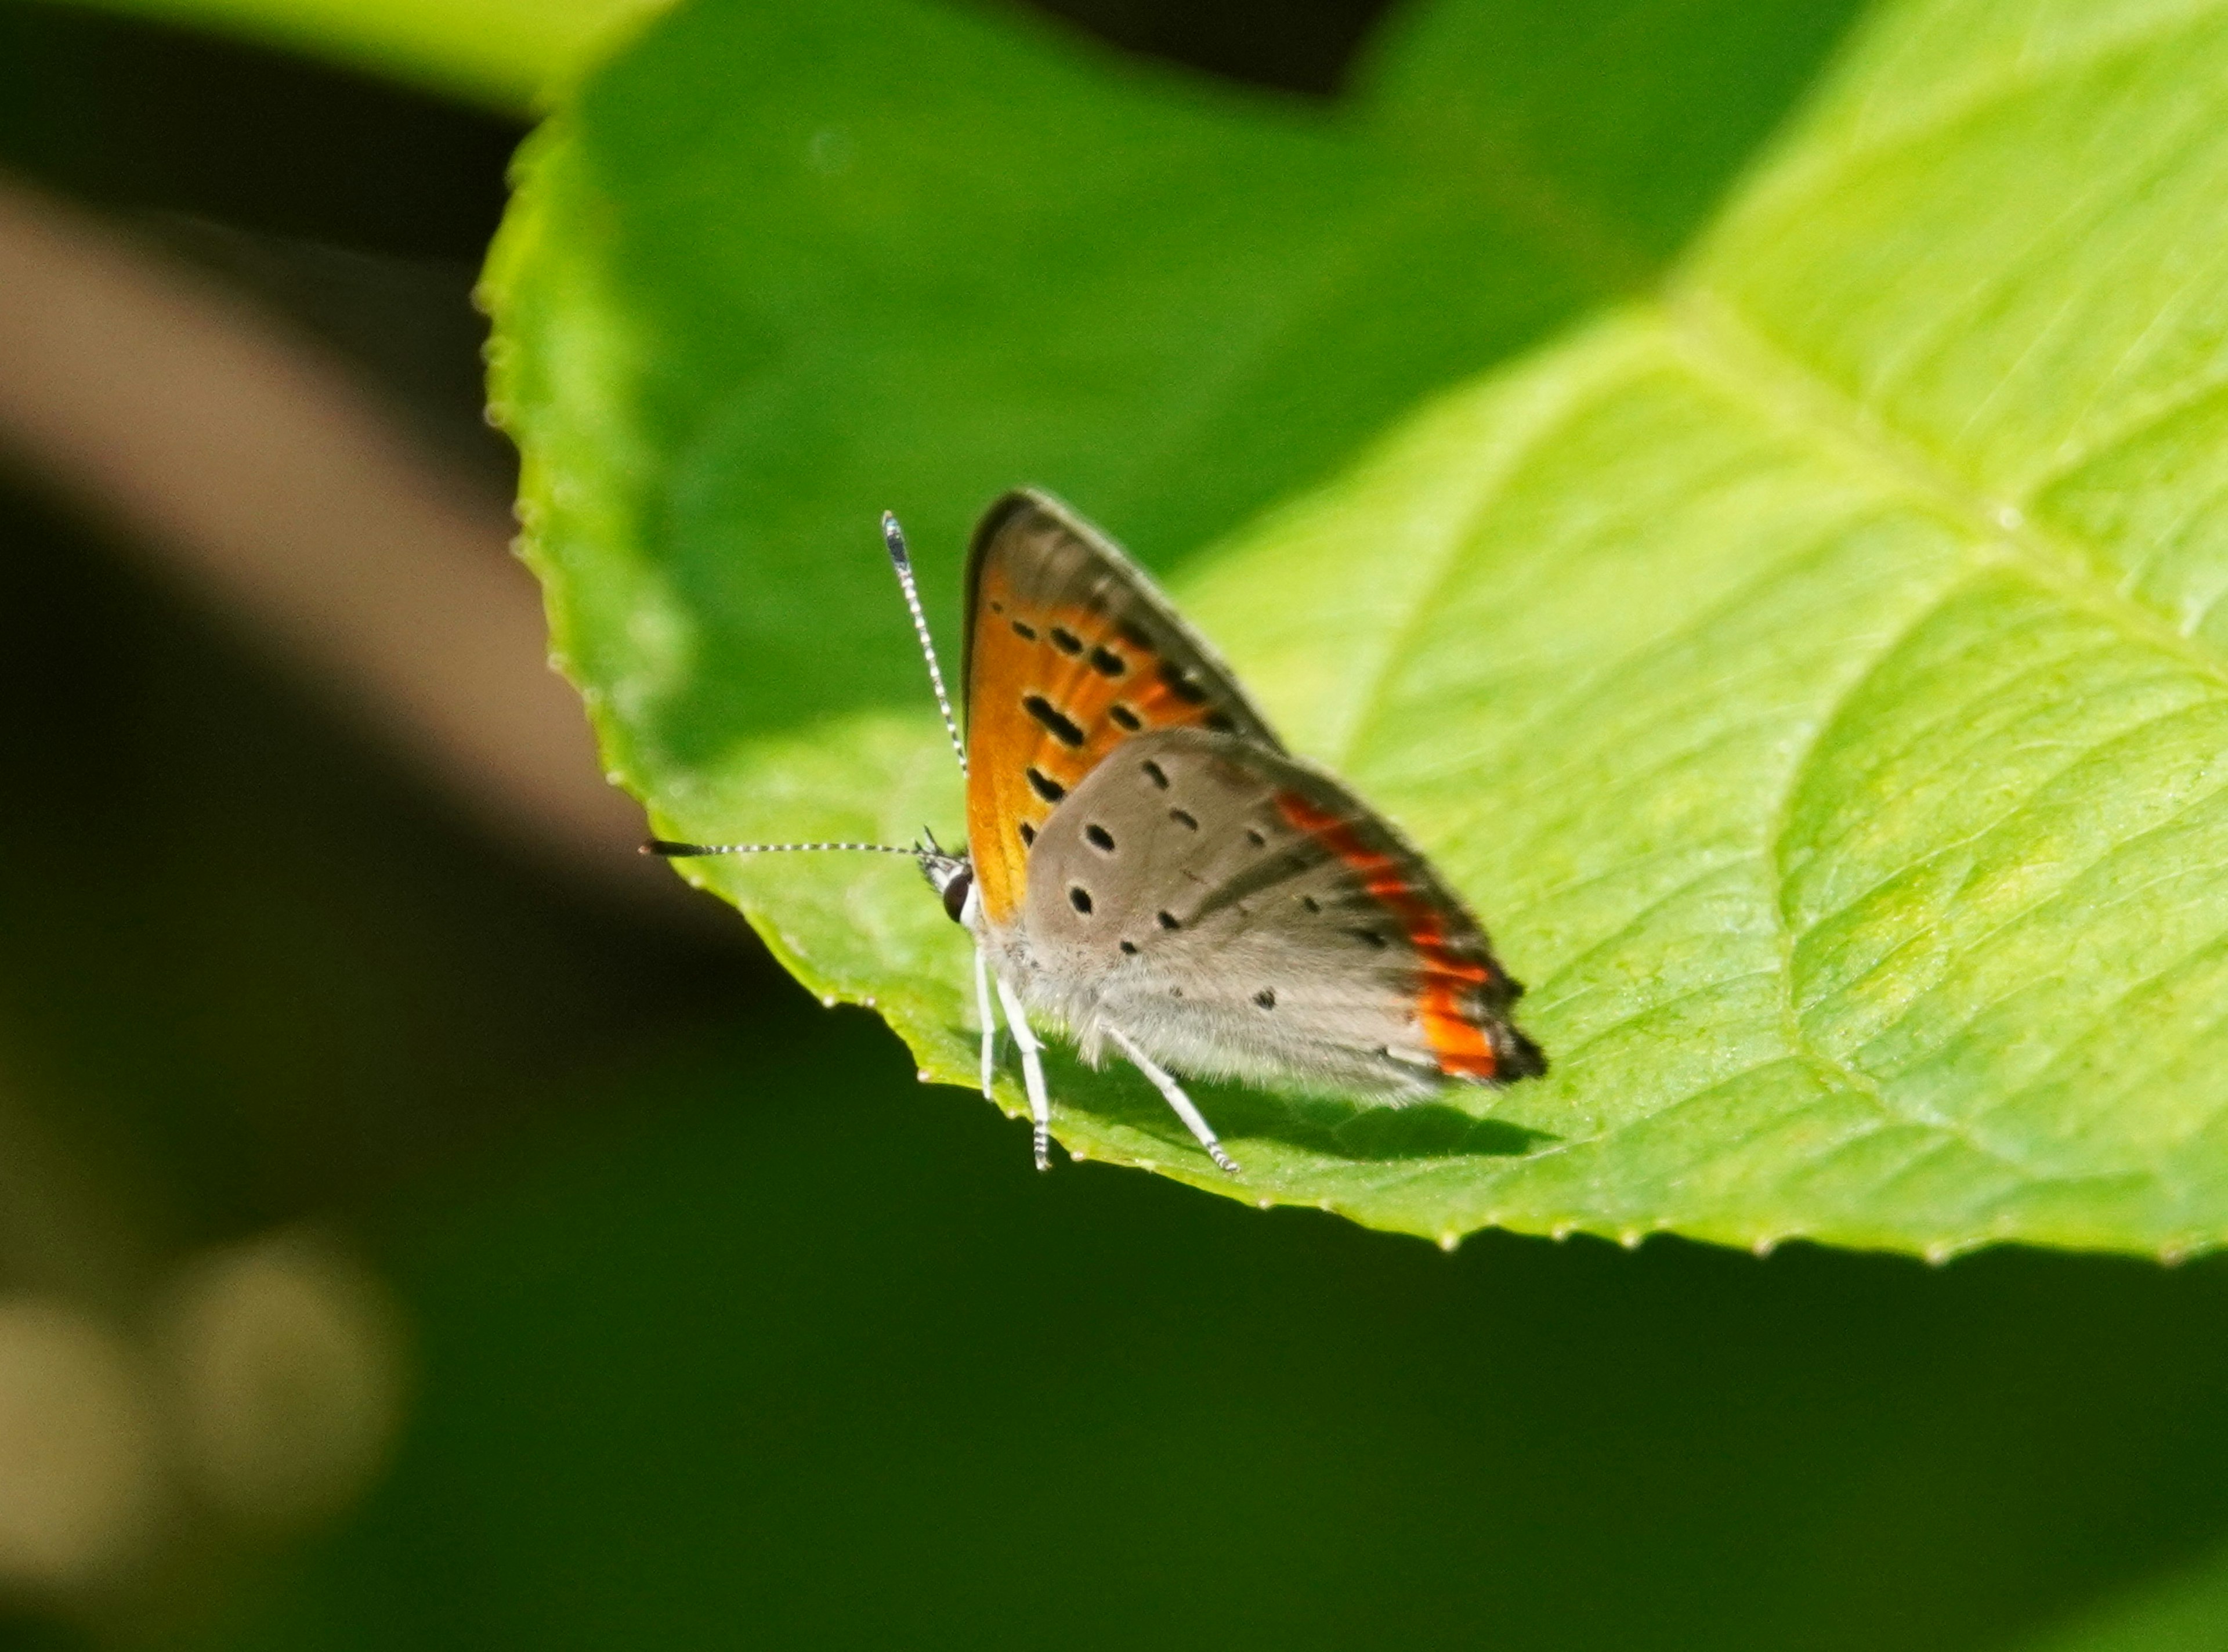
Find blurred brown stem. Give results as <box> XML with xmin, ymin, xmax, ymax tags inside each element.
<box><xmin>0</xmin><ymin>173</ymin><xmax>684</xmax><ymax>911</ymax></box>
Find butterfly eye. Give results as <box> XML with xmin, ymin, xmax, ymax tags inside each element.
<box><xmin>941</xmin><ymin>866</ymin><xmax>974</xmax><ymax>924</ymax></box>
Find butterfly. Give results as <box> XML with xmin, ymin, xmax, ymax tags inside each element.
<box><xmin>651</xmin><ymin>490</ymin><xmax>1545</xmax><ymax>1174</ymax></box>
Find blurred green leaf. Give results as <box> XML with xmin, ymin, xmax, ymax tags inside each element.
<box><xmin>42</xmin><ymin>0</ymin><xmax>668</xmax><ymax>109</ymax></box>
<box><xmin>2023</xmin><ymin>1541</ymin><xmax>2228</xmax><ymax>1652</ymax></box>
<box><xmin>184</xmin><ymin>1024</ymin><xmax>2228</xmax><ymax>1652</ymax></box>
<box><xmin>489</xmin><ymin>0</ymin><xmax>2228</xmax><ymax>1257</ymax></box>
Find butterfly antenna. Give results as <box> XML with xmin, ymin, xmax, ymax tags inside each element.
<box><xmin>643</xmin><ymin>838</ymin><xmax>922</xmax><ymax>858</ymax></box>
<box><xmin>881</xmin><ymin>511</ymin><xmax>968</xmax><ymax>776</ymax></box>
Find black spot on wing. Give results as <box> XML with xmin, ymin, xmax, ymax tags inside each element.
<box><xmin>1157</xmin><ymin>660</ymin><xmax>1210</xmax><ymax>704</ymax></box>
<box><xmin>1169</xmin><ymin>808</ymin><xmax>1198</xmax><ymax>830</ymax></box>
<box><xmin>1069</xmin><ymin>885</ymin><xmax>1094</xmax><ymax>914</ymax></box>
<box><xmin>1026</xmin><ymin>767</ymin><xmax>1066</xmax><ymax>803</ymax></box>
<box><xmin>1084</xmin><ymin>823</ymin><xmax>1116</xmax><ymax>852</ymax></box>
<box><xmin>1109</xmin><ymin>703</ymin><xmax>1142</xmax><ymax>731</ymax></box>
<box><xmin>1049</xmin><ymin>627</ymin><xmax>1084</xmax><ymax>656</ymax></box>
<box><xmin>1140</xmin><ymin>759</ymin><xmax>1169</xmax><ymax>790</ymax></box>
<box><xmin>1022</xmin><ymin>695</ymin><xmax>1086</xmax><ymax>747</ymax></box>
<box><xmin>1010</xmin><ymin>619</ymin><xmax>1037</xmax><ymax>641</ymax></box>
<box><xmin>1089</xmin><ymin>646</ymin><xmax>1126</xmax><ymax>677</ymax></box>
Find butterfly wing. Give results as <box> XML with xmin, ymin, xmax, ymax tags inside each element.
<box><xmin>962</xmin><ymin>490</ymin><xmax>1281</xmax><ymax>927</ymax></box>
<box><xmin>1019</xmin><ymin>727</ymin><xmax>1545</xmax><ymax>1098</ymax></box>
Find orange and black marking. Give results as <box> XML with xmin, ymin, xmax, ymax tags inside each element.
<box><xmin>961</xmin><ymin>493</ymin><xmax>1275</xmax><ymax>926</ymax></box>
<box><xmin>1274</xmin><ymin>790</ymin><xmax>1539</xmax><ymax>1083</ymax></box>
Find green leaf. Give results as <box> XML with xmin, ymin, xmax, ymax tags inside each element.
<box><xmin>44</xmin><ymin>0</ymin><xmax>669</xmax><ymax>110</ymax></box>
<box><xmin>488</xmin><ymin>0</ymin><xmax>2228</xmax><ymax>1257</ymax></box>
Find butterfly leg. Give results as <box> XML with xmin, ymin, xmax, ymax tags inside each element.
<box><xmin>971</xmin><ymin>941</ymin><xmax>999</xmax><ymax>1101</ymax></box>
<box><xmin>992</xmin><ymin>975</ymin><xmax>1053</xmax><ymax>1171</ymax></box>
<box><xmin>1104</xmin><ymin>1028</ymin><xmax>1240</xmax><ymax>1176</ymax></box>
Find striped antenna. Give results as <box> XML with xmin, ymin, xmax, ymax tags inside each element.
<box><xmin>643</xmin><ymin>838</ymin><xmax>922</xmax><ymax>859</ymax></box>
<box><xmin>881</xmin><ymin>511</ymin><xmax>968</xmax><ymax>776</ymax></box>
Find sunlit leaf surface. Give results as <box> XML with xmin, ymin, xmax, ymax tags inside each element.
<box><xmin>489</xmin><ymin>0</ymin><xmax>2228</xmax><ymax>1256</ymax></box>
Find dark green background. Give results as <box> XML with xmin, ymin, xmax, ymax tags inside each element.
<box><xmin>3</xmin><ymin>2</ymin><xmax>2225</xmax><ymax>1647</ymax></box>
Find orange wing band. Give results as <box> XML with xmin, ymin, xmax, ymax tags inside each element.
<box><xmin>1274</xmin><ymin>791</ymin><xmax>1502</xmax><ymax>1080</ymax></box>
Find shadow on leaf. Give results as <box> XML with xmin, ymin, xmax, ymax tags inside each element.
<box><xmin>1031</xmin><ymin>1043</ymin><xmax>1556</xmax><ymax>1167</ymax></box>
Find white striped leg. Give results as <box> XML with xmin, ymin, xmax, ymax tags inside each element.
<box><xmin>992</xmin><ymin>976</ymin><xmax>1052</xmax><ymax>1171</ymax></box>
<box><xmin>1104</xmin><ymin>1027</ymin><xmax>1240</xmax><ymax>1175</ymax></box>
<box><xmin>971</xmin><ymin>941</ymin><xmax>999</xmax><ymax>1101</ymax></box>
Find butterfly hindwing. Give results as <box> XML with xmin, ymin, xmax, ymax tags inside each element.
<box><xmin>962</xmin><ymin>490</ymin><xmax>1281</xmax><ymax>926</ymax></box>
<box><xmin>1020</xmin><ymin>727</ymin><xmax>1544</xmax><ymax>1097</ymax></box>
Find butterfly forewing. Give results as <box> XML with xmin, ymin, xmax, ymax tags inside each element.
<box><xmin>962</xmin><ymin>490</ymin><xmax>1281</xmax><ymax>926</ymax></box>
<box><xmin>1020</xmin><ymin>728</ymin><xmax>1543</xmax><ymax>1097</ymax></box>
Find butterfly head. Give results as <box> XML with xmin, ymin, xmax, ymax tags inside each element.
<box><xmin>914</xmin><ymin>829</ymin><xmax>976</xmax><ymax>926</ymax></box>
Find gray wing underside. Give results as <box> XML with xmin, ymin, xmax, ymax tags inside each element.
<box><xmin>1016</xmin><ymin>728</ymin><xmax>1514</xmax><ymax>1099</ymax></box>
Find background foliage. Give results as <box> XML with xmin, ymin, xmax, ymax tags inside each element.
<box><xmin>4</xmin><ymin>0</ymin><xmax>2228</xmax><ymax>1649</ymax></box>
